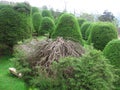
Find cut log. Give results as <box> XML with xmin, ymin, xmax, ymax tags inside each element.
<box><xmin>9</xmin><ymin>67</ymin><xmax>22</xmax><ymax>78</ymax></box>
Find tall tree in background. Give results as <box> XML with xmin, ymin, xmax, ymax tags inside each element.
<box><xmin>98</xmin><ymin>10</ymin><xmax>114</xmax><ymax>22</ymax></box>
<box><xmin>98</xmin><ymin>10</ymin><xmax>119</xmax><ymax>27</ymax></box>
<box><xmin>80</xmin><ymin>13</ymin><xmax>94</xmax><ymax>22</ymax></box>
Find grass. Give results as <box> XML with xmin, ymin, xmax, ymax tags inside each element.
<box><xmin>0</xmin><ymin>56</ymin><xmax>27</xmax><ymax>90</ymax></box>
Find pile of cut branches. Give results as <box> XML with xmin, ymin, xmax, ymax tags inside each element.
<box><xmin>28</xmin><ymin>37</ymin><xmax>85</xmax><ymax>69</ymax></box>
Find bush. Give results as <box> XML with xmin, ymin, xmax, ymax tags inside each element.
<box><xmin>31</xmin><ymin>7</ymin><xmax>40</xmax><ymax>15</ymax></box>
<box><xmin>81</xmin><ymin>22</ymin><xmax>91</xmax><ymax>40</ymax></box>
<box><xmin>88</xmin><ymin>22</ymin><xmax>118</xmax><ymax>50</ymax></box>
<box><xmin>103</xmin><ymin>39</ymin><xmax>120</xmax><ymax>68</ymax></box>
<box><xmin>42</xmin><ymin>9</ymin><xmax>53</xmax><ymax>19</ymax></box>
<box><xmin>77</xmin><ymin>18</ymin><xmax>86</xmax><ymax>28</ymax></box>
<box><xmin>0</xmin><ymin>4</ymin><xmax>32</xmax><ymax>54</ymax></box>
<box><xmin>13</xmin><ymin>2</ymin><xmax>31</xmax><ymax>14</ymax></box>
<box><xmin>32</xmin><ymin>12</ymin><xmax>42</xmax><ymax>33</ymax></box>
<box><xmin>13</xmin><ymin>41</ymin><xmax>117</xmax><ymax>90</ymax></box>
<box><xmin>50</xmin><ymin>49</ymin><xmax>116</xmax><ymax>90</ymax></box>
<box><xmin>103</xmin><ymin>39</ymin><xmax>120</xmax><ymax>89</ymax></box>
<box><xmin>85</xmin><ymin>23</ymin><xmax>93</xmax><ymax>40</ymax></box>
<box><xmin>52</xmin><ymin>13</ymin><xmax>83</xmax><ymax>44</ymax></box>
<box><xmin>39</xmin><ymin>17</ymin><xmax>55</xmax><ymax>37</ymax></box>
<box><xmin>12</xmin><ymin>37</ymin><xmax>85</xmax><ymax>89</ymax></box>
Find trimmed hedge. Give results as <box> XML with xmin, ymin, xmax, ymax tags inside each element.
<box><xmin>77</xmin><ymin>18</ymin><xmax>86</xmax><ymax>28</ymax></box>
<box><xmin>103</xmin><ymin>39</ymin><xmax>120</xmax><ymax>68</ymax></box>
<box><xmin>0</xmin><ymin>4</ymin><xmax>32</xmax><ymax>54</ymax></box>
<box><xmin>42</xmin><ymin>9</ymin><xmax>53</xmax><ymax>19</ymax></box>
<box><xmin>31</xmin><ymin>7</ymin><xmax>40</xmax><ymax>15</ymax></box>
<box><xmin>32</xmin><ymin>12</ymin><xmax>42</xmax><ymax>33</ymax></box>
<box><xmin>85</xmin><ymin>23</ymin><xmax>93</xmax><ymax>40</ymax></box>
<box><xmin>88</xmin><ymin>22</ymin><xmax>118</xmax><ymax>50</ymax></box>
<box><xmin>103</xmin><ymin>39</ymin><xmax>120</xmax><ymax>89</ymax></box>
<box><xmin>52</xmin><ymin>13</ymin><xmax>83</xmax><ymax>44</ymax></box>
<box><xmin>81</xmin><ymin>22</ymin><xmax>91</xmax><ymax>40</ymax></box>
<box><xmin>39</xmin><ymin>17</ymin><xmax>55</xmax><ymax>37</ymax></box>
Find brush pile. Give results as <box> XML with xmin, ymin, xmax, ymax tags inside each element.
<box><xmin>28</xmin><ymin>37</ymin><xmax>85</xmax><ymax>69</ymax></box>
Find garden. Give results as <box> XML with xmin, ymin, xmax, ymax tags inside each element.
<box><xmin>0</xmin><ymin>2</ymin><xmax>120</xmax><ymax>90</ymax></box>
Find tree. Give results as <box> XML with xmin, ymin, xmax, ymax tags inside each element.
<box><xmin>98</xmin><ymin>10</ymin><xmax>119</xmax><ymax>27</ymax></box>
<box><xmin>80</xmin><ymin>13</ymin><xmax>95</xmax><ymax>22</ymax></box>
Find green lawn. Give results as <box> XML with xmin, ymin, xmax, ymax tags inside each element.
<box><xmin>0</xmin><ymin>56</ymin><xmax>27</xmax><ymax>90</ymax></box>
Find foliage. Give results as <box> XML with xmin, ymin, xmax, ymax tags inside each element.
<box><xmin>39</xmin><ymin>17</ymin><xmax>55</xmax><ymax>37</ymax></box>
<box><xmin>0</xmin><ymin>4</ymin><xmax>32</xmax><ymax>54</ymax></box>
<box><xmin>80</xmin><ymin>13</ymin><xmax>94</xmax><ymax>22</ymax></box>
<box><xmin>81</xmin><ymin>22</ymin><xmax>91</xmax><ymax>40</ymax></box>
<box><xmin>98</xmin><ymin>10</ymin><xmax>119</xmax><ymax>27</ymax></box>
<box><xmin>13</xmin><ymin>2</ymin><xmax>31</xmax><ymax>15</ymax></box>
<box><xmin>103</xmin><ymin>39</ymin><xmax>120</xmax><ymax>89</ymax></box>
<box><xmin>103</xmin><ymin>39</ymin><xmax>120</xmax><ymax>68</ymax></box>
<box><xmin>98</xmin><ymin>10</ymin><xmax>115</xmax><ymax>22</ymax></box>
<box><xmin>77</xmin><ymin>18</ymin><xmax>86</xmax><ymax>27</ymax></box>
<box><xmin>32</xmin><ymin>12</ymin><xmax>42</xmax><ymax>33</ymax></box>
<box><xmin>85</xmin><ymin>23</ymin><xmax>93</xmax><ymax>40</ymax></box>
<box><xmin>41</xmin><ymin>5</ymin><xmax>48</xmax><ymax>10</ymax></box>
<box><xmin>13</xmin><ymin>38</ymin><xmax>117</xmax><ymax>90</ymax></box>
<box><xmin>88</xmin><ymin>22</ymin><xmax>118</xmax><ymax>50</ymax></box>
<box><xmin>12</xmin><ymin>37</ymin><xmax>85</xmax><ymax>89</ymax></box>
<box><xmin>52</xmin><ymin>13</ymin><xmax>83</xmax><ymax>45</ymax></box>
<box><xmin>31</xmin><ymin>7</ymin><xmax>40</xmax><ymax>15</ymax></box>
<box><xmin>50</xmin><ymin>8</ymin><xmax>62</xmax><ymax>19</ymax></box>
<box><xmin>42</xmin><ymin>9</ymin><xmax>53</xmax><ymax>19</ymax></box>
<box><xmin>49</xmin><ymin>49</ymin><xmax>117</xmax><ymax>90</ymax></box>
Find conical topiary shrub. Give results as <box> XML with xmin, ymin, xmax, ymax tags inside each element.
<box><xmin>88</xmin><ymin>22</ymin><xmax>118</xmax><ymax>50</ymax></box>
<box><xmin>42</xmin><ymin>9</ymin><xmax>53</xmax><ymax>19</ymax></box>
<box><xmin>81</xmin><ymin>22</ymin><xmax>91</xmax><ymax>40</ymax></box>
<box><xmin>31</xmin><ymin>7</ymin><xmax>40</xmax><ymax>15</ymax></box>
<box><xmin>52</xmin><ymin>13</ymin><xmax>83</xmax><ymax>44</ymax></box>
<box><xmin>85</xmin><ymin>23</ymin><xmax>94</xmax><ymax>41</ymax></box>
<box><xmin>39</xmin><ymin>17</ymin><xmax>55</xmax><ymax>37</ymax></box>
<box><xmin>103</xmin><ymin>39</ymin><xmax>120</xmax><ymax>68</ymax></box>
<box><xmin>77</xmin><ymin>18</ymin><xmax>86</xmax><ymax>28</ymax></box>
<box><xmin>103</xmin><ymin>39</ymin><xmax>120</xmax><ymax>89</ymax></box>
<box><xmin>32</xmin><ymin>12</ymin><xmax>42</xmax><ymax>33</ymax></box>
